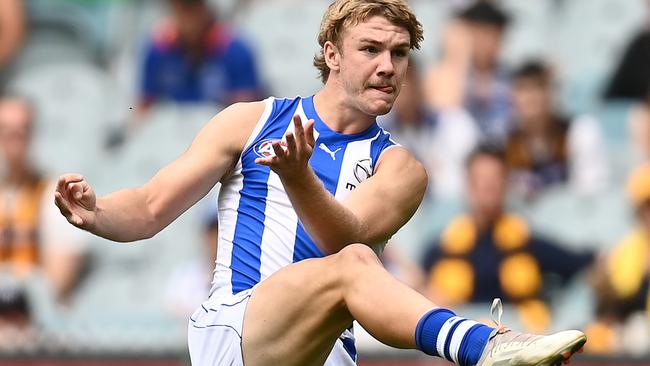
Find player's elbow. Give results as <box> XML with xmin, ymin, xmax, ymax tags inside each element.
<box><xmin>139</xmin><ymin>188</ymin><xmax>166</xmax><ymax>239</ymax></box>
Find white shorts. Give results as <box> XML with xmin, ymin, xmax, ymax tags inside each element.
<box><xmin>187</xmin><ymin>288</ymin><xmax>358</xmax><ymax>366</ymax></box>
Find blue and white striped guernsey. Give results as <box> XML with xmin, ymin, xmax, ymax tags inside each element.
<box><xmin>209</xmin><ymin>95</ymin><xmax>399</xmax><ymax>299</ymax></box>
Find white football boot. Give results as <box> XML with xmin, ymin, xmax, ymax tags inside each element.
<box><xmin>476</xmin><ymin>299</ymin><xmax>587</xmax><ymax>366</ymax></box>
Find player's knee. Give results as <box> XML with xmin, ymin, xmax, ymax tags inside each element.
<box><xmin>336</xmin><ymin>244</ymin><xmax>380</xmax><ymax>268</ymax></box>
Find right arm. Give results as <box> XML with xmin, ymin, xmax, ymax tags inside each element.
<box><xmin>55</xmin><ymin>102</ymin><xmax>265</xmax><ymax>242</ymax></box>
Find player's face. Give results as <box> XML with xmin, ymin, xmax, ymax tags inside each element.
<box><xmin>337</xmin><ymin>16</ymin><xmax>411</xmax><ymax>116</ymax></box>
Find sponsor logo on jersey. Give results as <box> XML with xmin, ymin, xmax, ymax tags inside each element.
<box><xmin>353</xmin><ymin>159</ymin><xmax>372</xmax><ymax>183</ymax></box>
<box><xmin>346</xmin><ymin>159</ymin><xmax>373</xmax><ymax>191</ymax></box>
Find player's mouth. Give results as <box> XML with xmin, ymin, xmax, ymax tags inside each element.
<box><xmin>369</xmin><ymin>85</ymin><xmax>394</xmax><ymax>94</ymax></box>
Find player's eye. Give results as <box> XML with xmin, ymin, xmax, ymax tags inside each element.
<box><xmin>363</xmin><ymin>46</ymin><xmax>378</xmax><ymax>54</ymax></box>
<box><xmin>392</xmin><ymin>49</ymin><xmax>409</xmax><ymax>58</ymax></box>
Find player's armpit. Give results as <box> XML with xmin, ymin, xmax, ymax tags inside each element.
<box><xmin>342</xmin><ymin>147</ymin><xmax>428</xmax><ymax>246</ymax></box>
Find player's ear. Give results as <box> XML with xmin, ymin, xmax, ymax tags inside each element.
<box><xmin>323</xmin><ymin>41</ymin><xmax>341</xmax><ymax>73</ymax></box>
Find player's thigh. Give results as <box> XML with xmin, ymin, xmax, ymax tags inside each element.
<box><xmin>242</xmin><ymin>244</ymin><xmax>376</xmax><ymax>366</ymax></box>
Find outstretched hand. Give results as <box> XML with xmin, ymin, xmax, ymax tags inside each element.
<box><xmin>255</xmin><ymin>115</ymin><xmax>316</xmax><ymax>181</ymax></box>
<box><xmin>54</xmin><ymin>173</ymin><xmax>97</xmax><ymax>230</ymax></box>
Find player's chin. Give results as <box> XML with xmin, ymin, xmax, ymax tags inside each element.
<box><xmin>365</xmin><ymin>100</ymin><xmax>394</xmax><ymax>116</ymax></box>
<box><xmin>361</xmin><ymin>95</ymin><xmax>395</xmax><ymax>116</ymax></box>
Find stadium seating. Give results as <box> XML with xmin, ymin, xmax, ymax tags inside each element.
<box><xmin>5</xmin><ymin>0</ymin><xmax>650</xmax><ymax>356</ymax></box>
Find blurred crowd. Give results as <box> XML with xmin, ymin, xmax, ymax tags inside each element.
<box><xmin>1</xmin><ymin>0</ymin><xmax>650</xmax><ymax>359</ymax></box>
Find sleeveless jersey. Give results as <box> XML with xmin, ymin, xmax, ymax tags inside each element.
<box><xmin>210</xmin><ymin>96</ymin><xmax>398</xmax><ymax>298</ymax></box>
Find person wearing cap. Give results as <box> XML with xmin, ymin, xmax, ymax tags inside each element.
<box><xmin>585</xmin><ymin>163</ymin><xmax>650</xmax><ymax>354</ymax></box>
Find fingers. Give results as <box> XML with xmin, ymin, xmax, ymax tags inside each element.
<box><xmin>69</xmin><ymin>182</ymin><xmax>86</xmax><ymax>200</ymax></box>
<box><xmin>54</xmin><ymin>191</ymin><xmax>71</xmax><ymax>215</ymax></box>
<box><xmin>255</xmin><ymin>116</ymin><xmax>315</xmax><ymax>171</ymax></box>
<box><xmin>54</xmin><ymin>191</ymin><xmax>84</xmax><ymax>226</ymax></box>
<box><xmin>293</xmin><ymin>115</ymin><xmax>305</xmax><ymax>145</ymax></box>
<box><xmin>255</xmin><ymin>156</ymin><xmax>278</xmax><ymax>166</ymax></box>
<box><xmin>305</xmin><ymin>119</ymin><xmax>316</xmax><ymax>148</ymax></box>
<box><xmin>285</xmin><ymin>133</ymin><xmax>297</xmax><ymax>156</ymax></box>
<box><xmin>56</xmin><ymin>174</ymin><xmax>94</xmax><ymax>205</ymax></box>
<box><xmin>271</xmin><ymin>141</ymin><xmax>286</xmax><ymax>160</ymax></box>
<box><xmin>56</xmin><ymin>173</ymin><xmax>84</xmax><ymax>193</ymax></box>
<box><xmin>291</xmin><ymin>115</ymin><xmax>316</xmax><ymax>151</ymax></box>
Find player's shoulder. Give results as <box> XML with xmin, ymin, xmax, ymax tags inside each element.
<box><xmin>212</xmin><ymin>95</ymin><xmax>305</xmax><ymax>126</ymax></box>
<box><xmin>205</xmin><ymin>100</ymin><xmax>266</xmax><ymax>134</ymax></box>
<box><xmin>192</xmin><ymin>100</ymin><xmax>272</xmax><ymax>158</ymax></box>
<box><xmin>375</xmin><ymin>146</ymin><xmax>428</xmax><ymax>184</ymax></box>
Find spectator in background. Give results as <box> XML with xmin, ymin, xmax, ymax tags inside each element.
<box><xmin>628</xmin><ymin>91</ymin><xmax>650</xmax><ymax>164</ymax></box>
<box><xmin>381</xmin><ymin>58</ymin><xmax>480</xmax><ymax>199</ymax></box>
<box><xmin>421</xmin><ymin>145</ymin><xmax>594</xmax><ymax>333</ymax></box>
<box><xmin>379</xmin><ymin>60</ymin><xmax>437</xmax><ymax>172</ymax></box>
<box><xmin>139</xmin><ymin>0</ymin><xmax>262</xmax><ymax>110</ymax></box>
<box><xmin>587</xmin><ymin>163</ymin><xmax>650</xmax><ymax>355</ymax></box>
<box><xmin>0</xmin><ymin>0</ymin><xmax>26</xmax><ymax>86</ymax></box>
<box><xmin>105</xmin><ymin>0</ymin><xmax>264</xmax><ymax>148</ymax></box>
<box><xmin>425</xmin><ymin>1</ymin><xmax>512</xmax><ymax>144</ymax></box>
<box><xmin>505</xmin><ymin>61</ymin><xmax>609</xmax><ymax>200</ymax></box>
<box><xmin>0</xmin><ymin>274</ymin><xmax>35</xmax><ymax>352</ymax></box>
<box><xmin>603</xmin><ymin>0</ymin><xmax>650</xmax><ymax>101</ymax></box>
<box><xmin>0</xmin><ymin>97</ymin><xmax>87</xmax><ymax>305</ymax></box>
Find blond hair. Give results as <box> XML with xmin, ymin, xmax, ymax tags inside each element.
<box><xmin>313</xmin><ymin>0</ymin><xmax>424</xmax><ymax>83</ymax></box>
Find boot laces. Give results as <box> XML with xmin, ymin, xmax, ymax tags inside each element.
<box><xmin>487</xmin><ymin>298</ymin><xmax>543</xmax><ymax>356</ymax></box>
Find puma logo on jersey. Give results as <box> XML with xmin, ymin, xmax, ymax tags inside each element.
<box><xmin>318</xmin><ymin>143</ymin><xmax>342</xmax><ymax>160</ymax></box>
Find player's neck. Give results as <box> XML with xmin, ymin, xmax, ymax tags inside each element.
<box><xmin>313</xmin><ymin>86</ymin><xmax>376</xmax><ymax>135</ymax></box>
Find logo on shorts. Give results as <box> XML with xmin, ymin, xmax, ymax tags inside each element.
<box><xmin>254</xmin><ymin>139</ymin><xmax>287</xmax><ymax>158</ymax></box>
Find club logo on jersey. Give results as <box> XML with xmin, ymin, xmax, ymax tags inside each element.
<box><xmin>254</xmin><ymin>139</ymin><xmax>288</xmax><ymax>158</ymax></box>
<box><xmin>346</xmin><ymin>159</ymin><xmax>373</xmax><ymax>191</ymax></box>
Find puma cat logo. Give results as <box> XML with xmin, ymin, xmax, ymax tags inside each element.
<box><xmin>318</xmin><ymin>143</ymin><xmax>342</xmax><ymax>160</ymax></box>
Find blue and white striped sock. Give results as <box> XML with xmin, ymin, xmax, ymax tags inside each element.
<box><xmin>415</xmin><ymin>308</ymin><xmax>494</xmax><ymax>366</ymax></box>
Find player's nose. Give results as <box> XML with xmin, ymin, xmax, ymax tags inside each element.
<box><xmin>376</xmin><ymin>50</ymin><xmax>395</xmax><ymax>77</ymax></box>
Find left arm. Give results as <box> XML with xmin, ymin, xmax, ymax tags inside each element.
<box><xmin>257</xmin><ymin>116</ymin><xmax>427</xmax><ymax>254</ymax></box>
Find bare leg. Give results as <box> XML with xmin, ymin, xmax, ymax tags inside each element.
<box><xmin>242</xmin><ymin>244</ymin><xmax>435</xmax><ymax>366</ymax></box>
